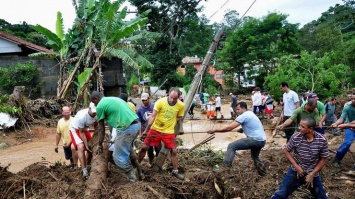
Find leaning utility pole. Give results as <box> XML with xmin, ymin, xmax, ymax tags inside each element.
<box><xmin>152</xmin><ymin>30</ymin><xmax>224</xmax><ymax>170</ymax></box>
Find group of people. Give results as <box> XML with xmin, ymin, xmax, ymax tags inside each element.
<box><xmin>54</xmin><ymin>83</ymin><xmax>355</xmax><ymax>198</ymax></box>
<box><xmin>197</xmin><ymin>91</ymin><xmax>237</xmax><ymax>119</ymax></box>
<box><xmin>272</xmin><ymin>82</ymin><xmax>354</xmax><ymax>198</ymax></box>
<box><xmin>205</xmin><ymin>81</ymin><xmax>354</xmax><ymax>199</ymax></box>
<box><xmin>251</xmin><ymin>87</ymin><xmax>275</xmax><ymax>119</ymax></box>
<box><xmin>55</xmin><ymin>88</ymin><xmax>186</xmax><ymax>182</ymax></box>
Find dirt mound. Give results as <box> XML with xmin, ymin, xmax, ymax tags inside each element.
<box><xmin>1</xmin><ymin>148</ymin><xmax>354</xmax><ymax>199</ymax></box>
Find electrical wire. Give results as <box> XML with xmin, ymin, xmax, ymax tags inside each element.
<box><xmin>208</xmin><ymin>0</ymin><xmax>231</xmax><ymax>20</ymax></box>
<box><xmin>240</xmin><ymin>0</ymin><xmax>257</xmax><ymax>20</ymax></box>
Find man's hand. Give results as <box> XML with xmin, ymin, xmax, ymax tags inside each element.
<box><xmin>318</xmin><ymin>122</ymin><xmax>323</xmax><ymax>128</ymax></box>
<box><xmin>338</xmin><ymin>124</ymin><xmax>347</xmax><ymax>129</ymax></box>
<box><xmin>207</xmin><ymin>130</ymin><xmax>215</xmax><ymax>134</ymax></box>
<box><xmin>305</xmin><ymin>173</ymin><xmax>314</xmax><ymax>188</ymax></box>
<box><xmin>142</xmin><ymin>130</ymin><xmax>148</xmax><ymax>139</ymax></box>
<box><xmin>294</xmin><ymin>165</ymin><xmax>305</xmax><ymax>179</ymax></box>
<box><xmin>178</xmin><ymin>131</ymin><xmax>184</xmax><ymax>135</ymax></box>
<box><xmin>277</xmin><ymin>124</ymin><xmax>284</xmax><ymax>130</ymax></box>
<box><xmin>331</xmin><ymin>123</ymin><xmax>338</xmax><ymax>128</ymax></box>
<box><xmin>63</xmin><ymin>143</ymin><xmax>70</xmax><ymax>148</ymax></box>
<box><xmin>54</xmin><ymin>146</ymin><xmax>58</xmax><ymax>153</ymax></box>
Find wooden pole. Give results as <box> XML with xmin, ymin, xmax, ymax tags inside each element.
<box><xmin>152</xmin><ymin>30</ymin><xmax>224</xmax><ymax>170</ymax></box>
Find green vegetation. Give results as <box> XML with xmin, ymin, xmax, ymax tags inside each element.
<box><xmin>1</xmin><ymin>0</ymin><xmax>354</xmax><ymax>100</ymax></box>
<box><xmin>0</xmin><ymin>62</ymin><xmax>42</xmax><ymax>94</ymax></box>
<box><xmin>265</xmin><ymin>51</ymin><xmax>349</xmax><ymax>100</ymax></box>
<box><xmin>0</xmin><ymin>95</ymin><xmax>22</xmax><ymax>115</ymax></box>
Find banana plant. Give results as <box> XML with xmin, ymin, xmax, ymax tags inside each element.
<box><xmin>72</xmin><ymin>0</ymin><xmax>154</xmax><ymax>111</ymax></box>
<box><xmin>30</xmin><ymin>12</ymin><xmax>73</xmax><ymax>96</ymax></box>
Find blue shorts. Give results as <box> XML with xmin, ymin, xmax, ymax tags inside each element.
<box><xmin>63</xmin><ymin>145</ymin><xmax>72</xmax><ymax>160</ymax></box>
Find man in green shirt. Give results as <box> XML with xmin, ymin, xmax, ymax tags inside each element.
<box><xmin>331</xmin><ymin>93</ymin><xmax>355</xmax><ymax>168</ymax></box>
<box><xmin>278</xmin><ymin>99</ymin><xmax>320</xmax><ymax>131</ymax></box>
<box><xmin>96</xmin><ymin>96</ymin><xmax>140</xmax><ymax>183</ymax></box>
<box><xmin>301</xmin><ymin>93</ymin><xmax>326</xmax><ymax>134</ymax></box>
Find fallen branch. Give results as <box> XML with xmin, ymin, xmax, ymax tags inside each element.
<box><xmin>23</xmin><ymin>179</ymin><xmax>26</xmax><ymax>199</ymax></box>
<box><xmin>146</xmin><ymin>185</ymin><xmax>168</xmax><ymax>199</ymax></box>
<box><xmin>18</xmin><ymin>139</ymin><xmax>32</xmax><ymax>145</ymax></box>
<box><xmin>190</xmin><ymin>135</ymin><xmax>215</xmax><ymax>151</ymax></box>
<box><xmin>332</xmin><ymin>176</ymin><xmax>355</xmax><ymax>181</ymax></box>
<box><xmin>47</xmin><ymin>172</ymin><xmax>68</xmax><ymax>195</ymax></box>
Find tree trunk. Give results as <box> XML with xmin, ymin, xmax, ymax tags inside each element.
<box><xmin>72</xmin><ymin>53</ymin><xmax>103</xmax><ymax>112</ymax></box>
<box><xmin>85</xmin><ymin>131</ymin><xmax>108</xmax><ymax>197</ymax></box>
<box><xmin>153</xmin><ymin>30</ymin><xmax>224</xmax><ymax>169</ymax></box>
<box><xmin>59</xmin><ymin>45</ymin><xmax>90</xmax><ymax>99</ymax></box>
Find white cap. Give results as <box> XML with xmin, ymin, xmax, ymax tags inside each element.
<box><xmin>89</xmin><ymin>102</ymin><xmax>96</xmax><ymax>113</ymax></box>
<box><xmin>229</xmin><ymin>93</ymin><xmax>233</xmax><ymax>95</ymax></box>
<box><xmin>141</xmin><ymin>93</ymin><xmax>149</xmax><ymax>100</ymax></box>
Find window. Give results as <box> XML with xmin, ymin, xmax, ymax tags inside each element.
<box><xmin>215</xmin><ymin>74</ymin><xmax>223</xmax><ymax>79</ymax></box>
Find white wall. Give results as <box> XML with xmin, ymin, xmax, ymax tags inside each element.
<box><xmin>0</xmin><ymin>38</ymin><xmax>21</xmax><ymax>53</ymax></box>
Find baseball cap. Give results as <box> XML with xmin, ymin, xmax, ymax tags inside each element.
<box><xmin>307</xmin><ymin>93</ymin><xmax>319</xmax><ymax>100</ymax></box>
<box><xmin>89</xmin><ymin>102</ymin><xmax>96</xmax><ymax>113</ymax></box>
<box><xmin>141</xmin><ymin>93</ymin><xmax>149</xmax><ymax>100</ymax></box>
<box><xmin>229</xmin><ymin>93</ymin><xmax>233</xmax><ymax>95</ymax></box>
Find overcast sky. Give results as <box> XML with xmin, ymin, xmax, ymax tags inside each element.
<box><xmin>0</xmin><ymin>0</ymin><xmax>343</xmax><ymax>33</ymax></box>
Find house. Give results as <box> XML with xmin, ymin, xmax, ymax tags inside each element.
<box><xmin>0</xmin><ymin>31</ymin><xmax>126</xmax><ymax>98</ymax></box>
<box><xmin>233</xmin><ymin>64</ymin><xmax>261</xmax><ymax>88</ymax></box>
<box><xmin>177</xmin><ymin>56</ymin><xmax>225</xmax><ymax>88</ymax></box>
<box><xmin>0</xmin><ymin>31</ymin><xmax>56</xmax><ymax>56</ymax></box>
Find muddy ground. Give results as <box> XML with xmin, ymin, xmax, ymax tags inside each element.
<box><xmin>0</xmin><ymin>96</ymin><xmax>355</xmax><ymax>199</ymax></box>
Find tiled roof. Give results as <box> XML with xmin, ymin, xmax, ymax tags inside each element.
<box><xmin>0</xmin><ymin>31</ymin><xmax>57</xmax><ymax>54</ymax></box>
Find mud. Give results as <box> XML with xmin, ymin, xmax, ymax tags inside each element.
<box><xmin>0</xmin><ymin>96</ymin><xmax>355</xmax><ymax>198</ymax></box>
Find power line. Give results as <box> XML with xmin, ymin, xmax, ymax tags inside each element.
<box><xmin>208</xmin><ymin>0</ymin><xmax>230</xmax><ymax>20</ymax></box>
<box><xmin>240</xmin><ymin>0</ymin><xmax>257</xmax><ymax>20</ymax></box>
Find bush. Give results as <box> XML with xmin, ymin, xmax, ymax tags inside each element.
<box><xmin>0</xmin><ymin>62</ymin><xmax>42</xmax><ymax>94</ymax></box>
<box><xmin>0</xmin><ymin>95</ymin><xmax>21</xmax><ymax>115</ymax></box>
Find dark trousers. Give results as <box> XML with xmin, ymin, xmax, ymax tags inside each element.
<box><xmin>283</xmin><ymin>116</ymin><xmax>295</xmax><ymax>142</ymax></box>
<box><xmin>148</xmin><ymin>143</ymin><xmax>161</xmax><ymax>161</ymax></box>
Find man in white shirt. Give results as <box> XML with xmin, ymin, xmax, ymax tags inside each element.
<box><xmin>214</xmin><ymin>94</ymin><xmax>223</xmax><ymax>119</ymax></box>
<box><xmin>280</xmin><ymin>82</ymin><xmax>300</xmax><ymax>142</ymax></box>
<box><xmin>252</xmin><ymin>87</ymin><xmax>263</xmax><ymax>117</ymax></box>
<box><xmin>69</xmin><ymin>102</ymin><xmax>98</xmax><ymax>179</ymax></box>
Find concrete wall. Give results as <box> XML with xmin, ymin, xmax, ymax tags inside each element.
<box><xmin>0</xmin><ymin>57</ymin><xmax>59</xmax><ymax>98</ymax></box>
<box><xmin>0</xmin><ymin>57</ymin><xmax>126</xmax><ymax>99</ymax></box>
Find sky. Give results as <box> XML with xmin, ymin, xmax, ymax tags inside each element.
<box><xmin>0</xmin><ymin>0</ymin><xmax>343</xmax><ymax>33</ymax></box>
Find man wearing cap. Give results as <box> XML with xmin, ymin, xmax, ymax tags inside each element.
<box><xmin>214</xmin><ymin>93</ymin><xmax>223</xmax><ymax>119</ymax></box>
<box><xmin>331</xmin><ymin>93</ymin><xmax>355</xmax><ymax>168</ymax></box>
<box><xmin>69</xmin><ymin>100</ymin><xmax>98</xmax><ymax>179</ymax></box>
<box><xmin>137</xmin><ymin>93</ymin><xmax>160</xmax><ymax>165</ymax></box>
<box><xmin>277</xmin><ymin>99</ymin><xmax>321</xmax><ymax>137</ymax></box>
<box><xmin>230</xmin><ymin>93</ymin><xmax>238</xmax><ymax>119</ymax></box>
<box><xmin>301</xmin><ymin>93</ymin><xmax>326</xmax><ymax>134</ymax></box>
<box><xmin>96</xmin><ymin>95</ymin><xmax>140</xmax><ymax>182</ymax></box>
<box><xmin>280</xmin><ymin>82</ymin><xmax>300</xmax><ymax>142</ymax></box>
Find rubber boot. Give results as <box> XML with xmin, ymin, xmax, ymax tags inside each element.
<box><xmin>333</xmin><ymin>157</ymin><xmax>341</xmax><ymax>168</ymax></box>
<box><xmin>254</xmin><ymin>160</ymin><xmax>267</xmax><ymax>176</ymax></box>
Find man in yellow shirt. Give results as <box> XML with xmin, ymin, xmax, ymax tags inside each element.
<box><xmin>55</xmin><ymin>106</ymin><xmax>77</xmax><ymax>168</ymax></box>
<box><xmin>137</xmin><ymin>88</ymin><xmax>185</xmax><ymax>180</ymax></box>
